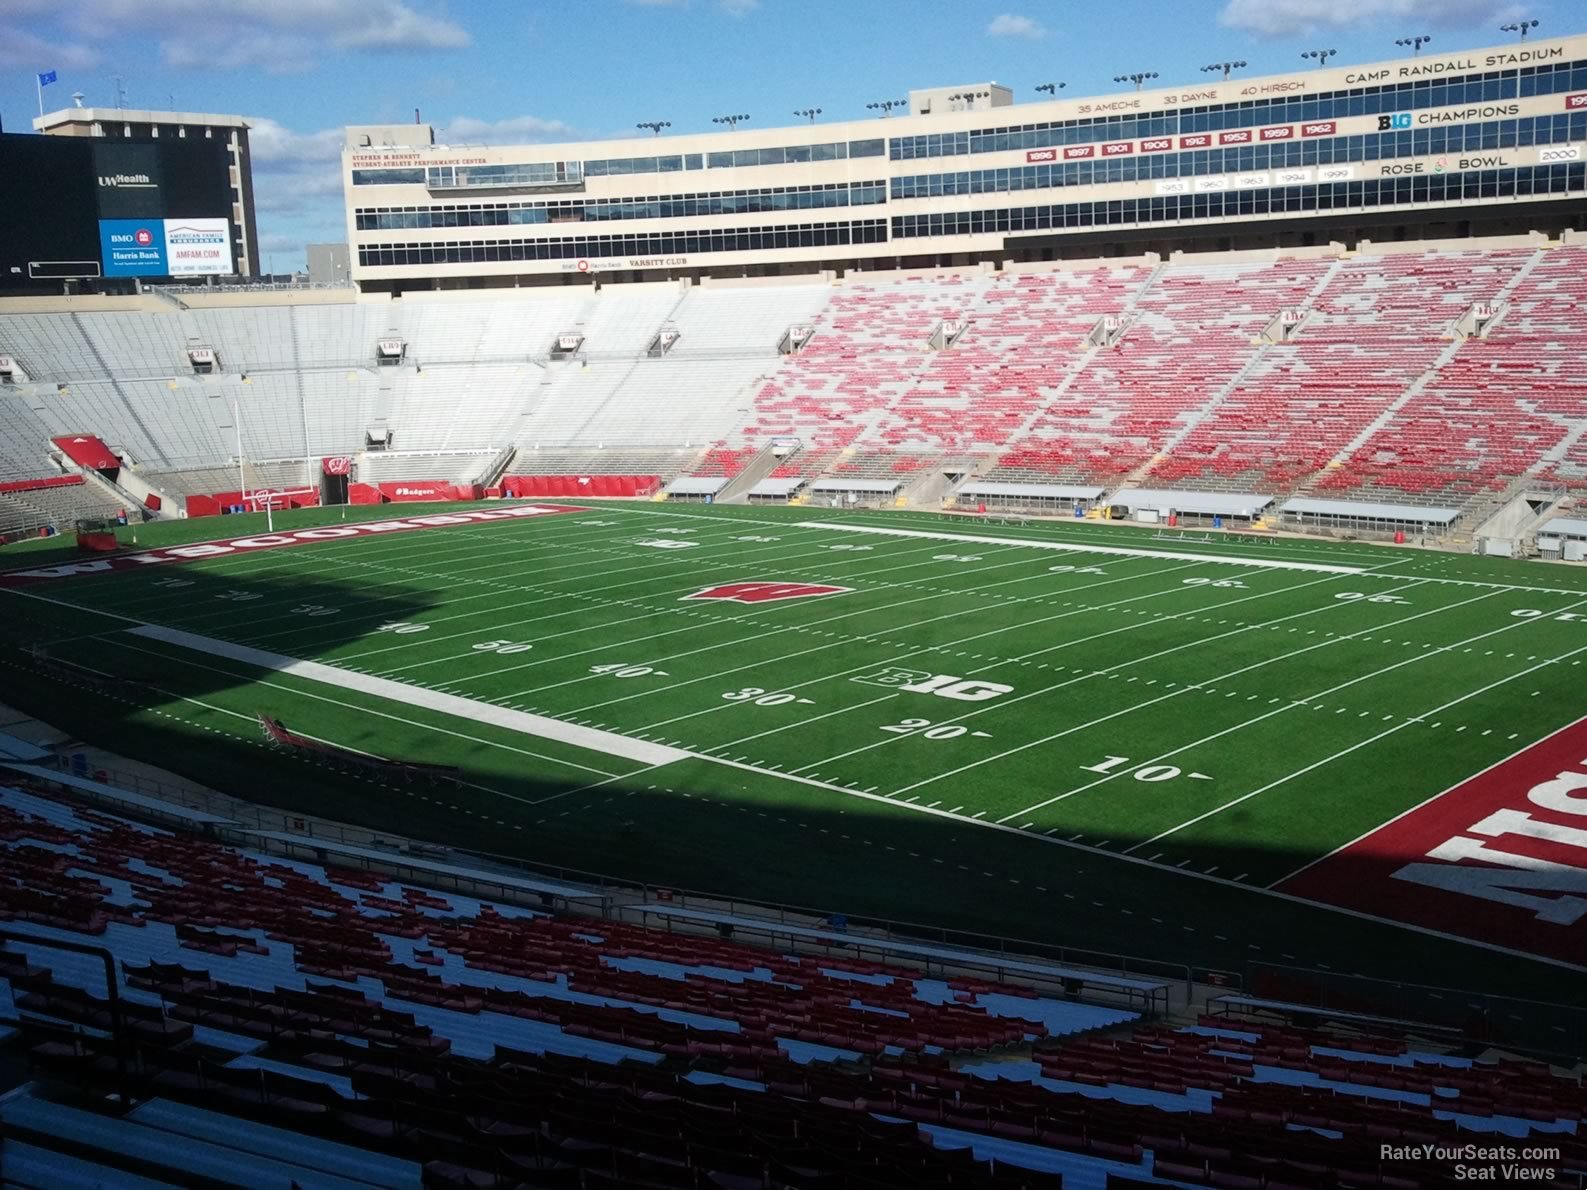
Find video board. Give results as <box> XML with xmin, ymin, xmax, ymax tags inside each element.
<box><xmin>0</xmin><ymin>133</ymin><xmax>237</xmax><ymax>284</ymax></box>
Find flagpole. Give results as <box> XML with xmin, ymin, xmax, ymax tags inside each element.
<box><xmin>37</xmin><ymin>75</ymin><xmax>43</xmax><ymax>117</ymax></box>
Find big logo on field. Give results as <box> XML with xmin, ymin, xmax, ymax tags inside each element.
<box><xmin>682</xmin><ymin>581</ymin><xmax>853</xmax><ymax>605</ymax></box>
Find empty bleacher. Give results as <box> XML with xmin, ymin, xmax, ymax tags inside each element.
<box><xmin>1159</xmin><ymin>249</ymin><xmax>1533</xmax><ymax>493</ymax></box>
<box><xmin>1319</xmin><ymin>245</ymin><xmax>1587</xmax><ymax>501</ymax></box>
<box><xmin>724</xmin><ymin>274</ymin><xmax>990</xmax><ymax>473</ymax></box>
<box><xmin>3</xmin><ymin>242</ymin><xmax>1586</xmax><ymax>523</ymax></box>
<box><xmin>0</xmin><ymin>777</ymin><xmax>1582</xmax><ymax>1188</ymax></box>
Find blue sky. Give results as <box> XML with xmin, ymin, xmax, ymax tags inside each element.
<box><xmin>2</xmin><ymin>0</ymin><xmax>1572</xmax><ymax>271</ymax></box>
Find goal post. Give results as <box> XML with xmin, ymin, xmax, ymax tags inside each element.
<box><xmin>245</xmin><ymin>486</ymin><xmax>317</xmax><ymax>532</ymax></box>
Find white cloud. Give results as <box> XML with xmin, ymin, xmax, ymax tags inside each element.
<box><xmin>1218</xmin><ymin>0</ymin><xmax>1523</xmax><ymax>39</ymax></box>
<box><xmin>0</xmin><ymin>23</ymin><xmax>100</xmax><ymax>71</ymax></box>
<box><xmin>162</xmin><ymin>33</ymin><xmax>320</xmax><ymax>74</ymax></box>
<box><xmin>73</xmin><ymin>0</ymin><xmax>469</xmax><ymax>48</ymax></box>
<box><xmin>986</xmin><ymin>13</ymin><xmax>1047</xmax><ymax>40</ymax></box>
<box><xmin>258</xmin><ymin>231</ymin><xmax>304</xmax><ymax>252</ymax></box>
<box><xmin>624</xmin><ymin>0</ymin><xmax>762</xmax><ymax>13</ymax></box>
<box><xmin>247</xmin><ymin>117</ymin><xmax>345</xmax><ymax>167</ymax></box>
<box><xmin>243</xmin><ymin>119</ymin><xmax>347</xmax><ymax>267</ymax></box>
<box><xmin>438</xmin><ymin>114</ymin><xmax>577</xmax><ymax>144</ymax></box>
<box><xmin>27</xmin><ymin>0</ymin><xmax>470</xmax><ymax>72</ymax></box>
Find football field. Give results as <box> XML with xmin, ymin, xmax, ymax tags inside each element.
<box><xmin>3</xmin><ymin>500</ymin><xmax>1586</xmax><ymax>1004</ymax></box>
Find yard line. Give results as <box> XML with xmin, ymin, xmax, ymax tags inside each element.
<box><xmin>135</xmin><ymin>518</ymin><xmax>812</xmax><ymax>641</ymax></box>
<box><xmin>996</xmin><ymin>585</ymin><xmax>1538</xmax><ymax>822</ymax></box>
<box><xmin>82</xmin><ymin>509</ymin><xmax>632</xmax><ymax>609</ymax></box>
<box><xmin>641</xmin><ymin>562</ymin><xmax>1377</xmax><ymax>740</ymax></box>
<box><xmin>57</xmin><ymin>514</ymin><xmax>683</xmax><ymax>646</ymax></box>
<box><xmin>786</xmin><ymin>569</ymin><xmax>1416</xmax><ymax>779</ymax></box>
<box><xmin>315</xmin><ymin>518</ymin><xmax>951</xmax><ymax>659</ymax></box>
<box><xmin>68</xmin><ymin>662</ymin><xmax>546</xmax><ymax>807</ymax></box>
<box><xmin>591</xmin><ymin>500</ymin><xmax>1411</xmax><ymax>570</ymax></box>
<box><xmin>801</xmin><ymin>514</ymin><xmax>1587</xmax><ymax>597</ymax></box>
<box><xmin>389</xmin><ymin>537</ymin><xmax>1054</xmax><ymax>682</ymax></box>
<box><xmin>594</xmin><ymin>556</ymin><xmax>1226</xmax><ymax>725</ymax></box>
<box><xmin>362</xmin><ymin>532</ymin><xmax>979</xmax><ymax>674</ymax></box>
<box><xmin>99</xmin><ymin>509</ymin><xmax>918</xmax><ymax>644</ymax></box>
<box><xmin>108</xmin><ymin>638</ymin><xmax>629</xmax><ymax>782</ymax></box>
<box><xmin>1127</xmin><ymin>638</ymin><xmax>1587</xmax><ymax>853</ymax></box>
<box><xmin>512</xmin><ymin>547</ymin><xmax>1177</xmax><ymax>706</ymax></box>
<box><xmin>680</xmin><ymin>756</ymin><xmax>1587</xmax><ymax>976</ymax></box>
<box><xmin>1268</xmin><ymin>710</ymin><xmax>1587</xmax><ymax>889</ymax></box>
<box><xmin>795</xmin><ymin>520</ymin><xmax>1368</xmax><ymax>574</ymax></box>
<box><xmin>127</xmin><ymin>624</ymin><xmax>685</xmax><ymax>768</ymax></box>
<box><xmin>698</xmin><ymin>693</ymin><xmax>900</xmax><ymax>753</ymax></box>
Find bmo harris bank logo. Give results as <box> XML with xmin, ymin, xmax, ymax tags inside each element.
<box><xmin>109</xmin><ymin>227</ymin><xmax>156</xmax><ymax>247</ymax></box>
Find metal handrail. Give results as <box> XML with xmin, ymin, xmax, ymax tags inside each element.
<box><xmin>0</xmin><ymin>928</ymin><xmax>130</xmax><ymax>1102</ymax></box>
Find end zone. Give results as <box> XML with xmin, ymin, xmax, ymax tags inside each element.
<box><xmin>1276</xmin><ymin>715</ymin><xmax>1587</xmax><ymax>966</ymax></box>
<box><xmin>0</xmin><ymin>503</ymin><xmax>586</xmax><ymax>587</ymax></box>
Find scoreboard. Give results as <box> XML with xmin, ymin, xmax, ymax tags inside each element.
<box><xmin>0</xmin><ymin>133</ymin><xmax>237</xmax><ymax>286</ymax></box>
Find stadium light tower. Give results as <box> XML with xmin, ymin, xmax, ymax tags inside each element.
<box><xmin>636</xmin><ymin>120</ymin><xmax>670</xmax><ymax>136</ymax></box>
<box><xmin>949</xmin><ymin>89</ymin><xmax>991</xmax><ymax>111</ymax></box>
<box><xmin>866</xmin><ymin>99</ymin><xmax>907</xmax><ymax>117</ymax></box>
<box><xmin>1201</xmin><ymin>60</ymin><xmax>1247</xmax><ymax>79</ymax></box>
<box><xmin>794</xmin><ymin>107</ymin><xmax>822</xmax><ymax>122</ymax></box>
<box><xmin>1395</xmin><ymin>35</ymin><xmax>1431</xmax><ymax>55</ymax></box>
<box><xmin>1301</xmin><ymin>49</ymin><xmax>1338</xmax><ymax>67</ymax></box>
<box><xmin>1501</xmin><ymin>19</ymin><xmax>1540</xmax><ymax>40</ymax></box>
<box><xmin>712</xmin><ymin>113</ymin><xmax>750</xmax><ymax>129</ymax></box>
<box><xmin>1033</xmin><ymin>82</ymin><xmax>1066</xmax><ymax>97</ymax></box>
<box><xmin>1113</xmin><ymin>72</ymin><xmax>1159</xmax><ymax>91</ymax></box>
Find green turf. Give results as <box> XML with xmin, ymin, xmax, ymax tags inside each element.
<box><xmin>4</xmin><ymin>499</ymin><xmax>1586</xmax><ymax>1012</ymax></box>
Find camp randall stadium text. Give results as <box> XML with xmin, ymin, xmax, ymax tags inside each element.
<box><xmin>1345</xmin><ymin>44</ymin><xmax>1564</xmax><ymax>83</ymax></box>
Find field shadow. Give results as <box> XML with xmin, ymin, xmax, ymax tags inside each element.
<box><xmin>0</xmin><ymin>547</ymin><xmax>1582</xmax><ymax>1063</ymax></box>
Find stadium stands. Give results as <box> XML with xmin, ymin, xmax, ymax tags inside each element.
<box><xmin>894</xmin><ymin>264</ymin><xmax>1154</xmax><ymax>473</ymax></box>
<box><xmin>0</xmin><ymin>777</ymin><xmax>1582</xmax><ymax>1188</ymax></box>
<box><xmin>724</xmin><ymin>275</ymin><xmax>992</xmax><ymax>473</ymax></box>
<box><xmin>4</xmin><ymin>240</ymin><xmax>1587</xmax><ymax>529</ymax></box>
<box><xmin>1016</xmin><ymin>258</ymin><xmax>1324</xmax><ymax>484</ymax></box>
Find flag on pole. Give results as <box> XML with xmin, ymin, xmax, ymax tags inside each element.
<box><xmin>37</xmin><ymin>70</ymin><xmax>58</xmax><ymax>87</ymax></box>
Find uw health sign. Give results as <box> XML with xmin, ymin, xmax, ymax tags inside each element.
<box><xmin>98</xmin><ymin>217</ymin><xmax>233</xmax><ymax>278</ymax></box>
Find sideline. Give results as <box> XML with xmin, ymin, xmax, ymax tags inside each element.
<box><xmin>127</xmin><ymin>624</ymin><xmax>687</xmax><ymax>768</ymax></box>
<box><xmin>796</xmin><ymin>520</ymin><xmax>1368</xmax><ymax>574</ymax></box>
